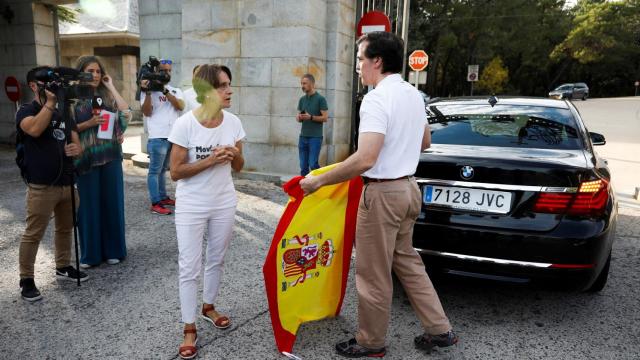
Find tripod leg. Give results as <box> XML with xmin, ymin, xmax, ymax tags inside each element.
<box><xmin>70</xmin><ymin>184</ymin><xmax>81</xmax><ymax>287</ymax></box>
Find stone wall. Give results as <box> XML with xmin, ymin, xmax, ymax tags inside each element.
<box><xmin>0</xmin><ymin>2</ymin><xmax>57</xmax><ymax>143</ymax></box>
<box><xmin>134</xmin><ymin>0</ymin><xmax>356</xmax><ymax>174</ymax></box>
<box><xmin>59</xmin><ymin>37</ymin><xmax>141</xmax><ymax>116</ymax></box>
<box><xmin>179</xmin><ymin>0</ymin><xmax>355</xmax><ymax>174</ymax></box>
<box><xmin>138</xmin><ymin>0</ymin><xmax>182</xmax><ymax>88</ymax></box>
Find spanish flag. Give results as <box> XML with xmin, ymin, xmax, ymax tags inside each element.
<box><xmin>263</xmin><ymin>164</ymin><xmax>363</xmax><ymax>354</ymax></box>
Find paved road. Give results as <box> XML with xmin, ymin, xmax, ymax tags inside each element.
<box><xmin>1</xmin><ymin>97</ymin><xmax>639</xmax><ymax>359</ymax></box>
<box><xmin>574</xmin><ymin>97</ymin><xmax>640</xmax><ymax>202</ymax></box>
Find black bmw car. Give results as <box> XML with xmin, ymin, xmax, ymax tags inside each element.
<box><xmin>413</xmin><ymin>97</ymin><xmax>617</xmax><ymax>292</ymax></box>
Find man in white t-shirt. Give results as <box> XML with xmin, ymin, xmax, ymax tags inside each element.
<box><xmin>140</xmin><ymin>58</ymin><xmax>185</xmax><ymax>215</ymax></box>
<box><xmin>182</xmin><ymin>64</ymin><xmax>201</xmax><ymax>113</ymax></box>
<box><xmin>300</xmin><ymin>32</ymin><xmax>457</xmax><ymax>357</ymax></box>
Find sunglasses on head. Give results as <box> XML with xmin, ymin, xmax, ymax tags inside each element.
<box><xmin>160</xmin><ymin>59</ymin><xmax>172</xmax><ymax>65</ymax></box>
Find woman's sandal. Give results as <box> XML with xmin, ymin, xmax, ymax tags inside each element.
<box><xmin>178</xmin><ymin>327</ymin><xmax>198</xmax><ymax>359</ymax></box>
<box><xmin>201</xmin><ymin>304</ymin><xmax>231</xmax><ymax>329</ymax></box>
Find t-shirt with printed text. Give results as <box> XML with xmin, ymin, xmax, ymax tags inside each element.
<box><xmin>141</xmin><ymin>85</ymin><xmax>184</xmax><ymax>139</ymax></box>
<box><xmin>168</xmin><ymin>110</ymin><xmax>246</xmax><ymax>215</ymax></box>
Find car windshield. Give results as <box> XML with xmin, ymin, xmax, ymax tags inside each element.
<box><xmin>556</xmin><ymin>85</ymin><xmax>573</xmax><ymax>90</ymax></box>
<box><xmin>427</xmin><ymin>104</ymin><xmax>583</xmax><ymax>150</ymax></box>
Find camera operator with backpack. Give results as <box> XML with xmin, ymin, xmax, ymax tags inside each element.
<box><xmin>139</xmin><ymin>58</ymin><xmax>185</xmax><ymax>215</ymax></box>
<box><xmin>16</xmin><ymin>66</ymin><xmax>89</xmax><ymax>302</ymax></box>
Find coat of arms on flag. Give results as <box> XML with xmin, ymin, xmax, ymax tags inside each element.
<box><xmin>263</xmin><ymin>164</ymin><xmax>363</xmax><ymax>355</ymax></box>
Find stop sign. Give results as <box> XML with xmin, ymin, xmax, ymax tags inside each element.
<box><xmin>357</xmin><ymin>11</ymin><xmax>391</xmax><ymax>37</ymax></box>
<box><xmin>408</xmin><ymin>50</ymin><xmax>429</xmax><ymax>71</ymax></box>
<box><xmin>5</xmin><ymin>76</ymin><xmax>20</xmax><ymax>102</ymax></box>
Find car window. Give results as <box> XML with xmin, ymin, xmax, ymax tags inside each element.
<box><xmin>427</xmin><ymin>104</ymin><xmax>583</xmax><ymax>150</ymax></box>
<box><xmin>557</xmin><ymin>85</ymin><xmax>572</xmax><ymax>90</ymax></box>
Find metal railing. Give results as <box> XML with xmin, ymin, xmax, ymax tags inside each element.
<box><xmin>350</xmin><ymin>0</ymin><xmax>411</xmax><ymax>152</ymax></box>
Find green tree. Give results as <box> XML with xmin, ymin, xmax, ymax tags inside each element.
<box><xmin>409</xmin><ymin>0</ymin><xmax>572</xmax><ymax>97</ymax></box>
<box><xmin>477</xmin><ymin>56</ymin><xmax>509</xmax><ymax>94</ymax></box>
<box><xmin>551</xmin><ymin>0</ymin><xmax>640</xmax><ymax>96</ymax></box>
<box><xmin>43</xmin><ymin>4</ymin><xmax>80</xmax><ymax>24</ymax></box>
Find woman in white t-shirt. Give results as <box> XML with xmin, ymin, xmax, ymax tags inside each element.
<box><xmin>168</xmin><ymin>64</ymin><xmax>245</xmax><ymax>360</ymax></box>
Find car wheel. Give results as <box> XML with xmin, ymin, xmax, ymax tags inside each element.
<box><xmin>586</xmin><ymin>251</ymin><xmax>611</xmax><ymax>292</ymax></box>
<box><xmin>582</xmin><ymin>94</ymin><xmax>588</xmax><ymax>101</ymax></box>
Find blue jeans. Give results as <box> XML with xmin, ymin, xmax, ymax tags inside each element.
<box><xmin>147</xmin><ymin>138</ymin><xmax>171</xmax><ymax>204</ymax></box>
<box><xmin>298</xmin><ymin>136</ymin><xmax>322</xmax><ymax>176</ymax></box>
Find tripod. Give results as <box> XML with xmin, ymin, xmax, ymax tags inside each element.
<box><xmin>55</xmin><ymin>88</ymin><xmax>82</xmax><ymax>287</ymax></box>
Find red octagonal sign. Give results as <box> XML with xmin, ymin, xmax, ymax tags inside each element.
<box><xmin>409</xmin><ymin>50</ymin><xmax>429</xmax><ymax>72</ymax></box>
<box><xmin>5</xmin><ymin>76</ymin><xmax>20</xmax><ymax>102</ymax></box>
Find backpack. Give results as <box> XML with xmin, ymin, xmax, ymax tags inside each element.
<box><xmin>15</xmin><ymin>127</ymin><xmax>27</xmax><ymax>181</ymax></box>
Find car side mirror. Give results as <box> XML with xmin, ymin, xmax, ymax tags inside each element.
<box><xmin>590</xmin><ymin>132</ymin><xmax>606</xmax><ymax>146</ymax></box>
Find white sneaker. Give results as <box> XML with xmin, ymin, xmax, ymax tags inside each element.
<box><xmin>79</xmin><ymin>263</ymin><xmax>92</xmax><ymax>269</ymax></box>
<box><xmin>106</xmin><ymin>259</ymin><xmax>120</xmax><ymax>265</ymax></box>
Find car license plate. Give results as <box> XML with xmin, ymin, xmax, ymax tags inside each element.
<box><xmin>423</xmin><ymin>185</ymin><xmax>512</xmax><ymax>214</ymax></box>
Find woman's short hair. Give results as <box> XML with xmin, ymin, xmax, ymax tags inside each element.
<box><xmin>193</xmin><ymin>64</ymin><xmax>232</xmax><ymax>104</ymax></box>
<box><xmin>356</xmin><ymin>31</ymin><xmax>404</xmax><ymax>74</ymax></box>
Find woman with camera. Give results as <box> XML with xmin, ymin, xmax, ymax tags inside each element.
<box><xmin>72</xmin><ymin>55</ymin><xmax>130</xmax><ymax>268</ymax></box>
<box><xmin>168</xmin><ymin>64</ymin><xmax>245</xmax><ymax>359</ymax></box>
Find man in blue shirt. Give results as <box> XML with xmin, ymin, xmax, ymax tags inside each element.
<box><xmin>296</xmin><ymin>74</ymin><xmax>328</xmax><ymax>176</ymax></box>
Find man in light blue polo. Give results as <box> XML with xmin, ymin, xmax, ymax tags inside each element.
<box><xmin>296</xmin><ymin>74</ymin><xmax>328</xmax><ymax>176</ymax></box>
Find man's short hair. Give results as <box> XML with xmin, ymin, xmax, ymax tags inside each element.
<box><xmin>26</xmin><ymin>66</ymin><xmax>53</xmax><ymax>84</ymax></box>
<box><xmin>302</xmin><ymin>73</ymin><xmax>315</xmax><ymax>84</ymax></box>
<box><xmin>356</xmin><ymin>31</ymin><xmax>404</xmax><ymax>74</ymax></box>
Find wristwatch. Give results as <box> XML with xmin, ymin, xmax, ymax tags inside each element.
<box><xmin>310</xmin><ymin>115</ymin><xmax>314</xmax><ymax>121</ymax></box>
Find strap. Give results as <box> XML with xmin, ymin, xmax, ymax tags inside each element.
<box><xmin>202</xmin><ymin>304</ymin><xmax>215</xmax><ymax>314</ymax></box>
<box><xmin>179</xmin><ymin>345</ymin><xmax>197</xmax><ymax>355</ymax></box>
<box><xmin>183</xmin><ymin>328</ymin><xmax>197</xmax><ymax>335</ymax></box>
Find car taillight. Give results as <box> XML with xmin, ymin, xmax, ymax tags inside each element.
<box><xmin>533</xmin><ymin>179</ymin><xmax>609</xmax><ymax>216</ymax></box>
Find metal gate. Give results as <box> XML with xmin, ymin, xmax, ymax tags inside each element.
<box><xmin>350</xmin><ymin>0</ymin><xmax>411</xmax><ymax>152</ymax></box>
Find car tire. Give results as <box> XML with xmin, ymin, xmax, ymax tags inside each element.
<box><xmin>586</xmin><ymin>251</ymin><xmax>611</xmax><ymax>292</ymax></box>
<box><xmin>582</xmin><ymin>94</ymin><xmax>588</xmax><ymax>101</ymax></box>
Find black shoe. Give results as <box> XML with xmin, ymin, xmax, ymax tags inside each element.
<box><xmin>56</xmin><ymin>266</ymin><xmax>89</xmax><ymax>282</ymax></box>
<box><xmin>414</xmin><ymin>330</ymin><xmax>458</xmax><ymax>352</ymax></box>
<box><xmin>335</xmin><ymin>338</ymin><xmax>386</xmax><ymax>358</ymax></box>
<box><xmin>19</xmin><ymin>278</ymin><xmax>42</xmax><ymax>302</ymax></box>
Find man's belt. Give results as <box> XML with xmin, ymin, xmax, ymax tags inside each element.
<box><xmin>361</xmin><ymin>175</ymin><xmax>413</xmax><ymax>184</ymax></box>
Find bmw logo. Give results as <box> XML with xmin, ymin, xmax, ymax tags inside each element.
<box><xmin>460</xmin><ymin>165</ymin><xmax>474</xmax><ymax>180</ymax></box>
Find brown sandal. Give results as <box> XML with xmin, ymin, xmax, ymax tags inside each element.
<box><xmin>178</xmin><ymin>327</ymin><xmax>198</xmax><ymax>359</ymax></box>
<box><xmin>201</xmin><ymin>304</ymin><xmax>231</xmax><ymax>329</ymax></box>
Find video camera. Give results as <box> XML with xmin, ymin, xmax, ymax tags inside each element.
<box><xmin>34</xmin><ymin>66</ymin><xmax>94</xmax><ymax>100</ymax></box>
<box><xmin>136</xmin><ymin>56</ymin><xmax>171</xmax><ymax>98</ymax></box>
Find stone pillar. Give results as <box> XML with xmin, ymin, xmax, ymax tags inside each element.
<box><xmin>139</xmin><ymin>0</ymin><xmax>182</xmax><ymax>87</ymax></box>
<box><xmin>121</xmin><ymin>54</ymin><xmax>139</xmax><ymax>113</ymax></box>
<box><xmin>180</xmin><ymin>0</ymin><xmax>356</xmax><ymax>175</ymax></box>
<box><xmin>325</xmin><ymin>0</ymin><xmax>355</xmax><ymax>165</ymax></box>
<box><xmin>0</xmin><ymin>2</ymin><xmax>57</xmax><ymax>143</ymax></box>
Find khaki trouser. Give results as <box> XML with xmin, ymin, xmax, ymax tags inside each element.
<box><xmin>19</xmin><ymin>184</ymin><xmax>78</xmax><ymax>279</ymax></box>
<box><xmin>354</xmin><ymin>178</ymin><xmax>451</xmax><ymax>349</ymax></box>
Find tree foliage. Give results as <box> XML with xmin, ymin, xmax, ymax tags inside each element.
<box><xmin>408</xmin><ymin>0</ymin><xmax>639</xmax><ymax>97</ymax></box>
<box><xmin>42</xmin><ymin>4</ymin><xmax>80</xmax><ymax>23</ymax></box>
<box><xmin>477</xmin><ymin>56</ymin><xmax>508</xmax><ymax>94</ymax></box>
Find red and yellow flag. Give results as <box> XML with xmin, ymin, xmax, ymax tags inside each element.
<box><xmin>263</xmin><ymin>164</ymin><xmax>363</xmax><ymax>354</ymax></box>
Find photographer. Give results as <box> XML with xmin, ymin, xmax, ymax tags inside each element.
<box><xmin>140</xmin><ymin>58</ymin><xmax>185</xmax><ymax>215</ymax></box>
<box><xmin>17</xmin><ymin>66</ymin><xmax>88</xmax><ymax>302</ymax></box>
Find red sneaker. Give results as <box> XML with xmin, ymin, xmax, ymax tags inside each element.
<box><xmin>159</xmin><ymin>197</ymin><xmax>176</xmax><ymax>206</ymax></box>
<box><xmin>151</xmin><ymin>203</ymin><xmax>172</xmax><ymax>215</ymax></box>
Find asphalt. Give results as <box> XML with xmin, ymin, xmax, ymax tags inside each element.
<box><xmin>1</xmin><ymin>98</ymin><xmax>639</xmax><ymax>359</ymax></box>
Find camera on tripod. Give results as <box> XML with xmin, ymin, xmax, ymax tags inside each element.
<box><xmin>136</xmin><ymin>56</ymin><xmax>171</xmax><ymax>96</ymax></box>
<box><xmin>34</xmin><ymin>67</ymin><xmax>94</xmax><ymax>100</ymax></box>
